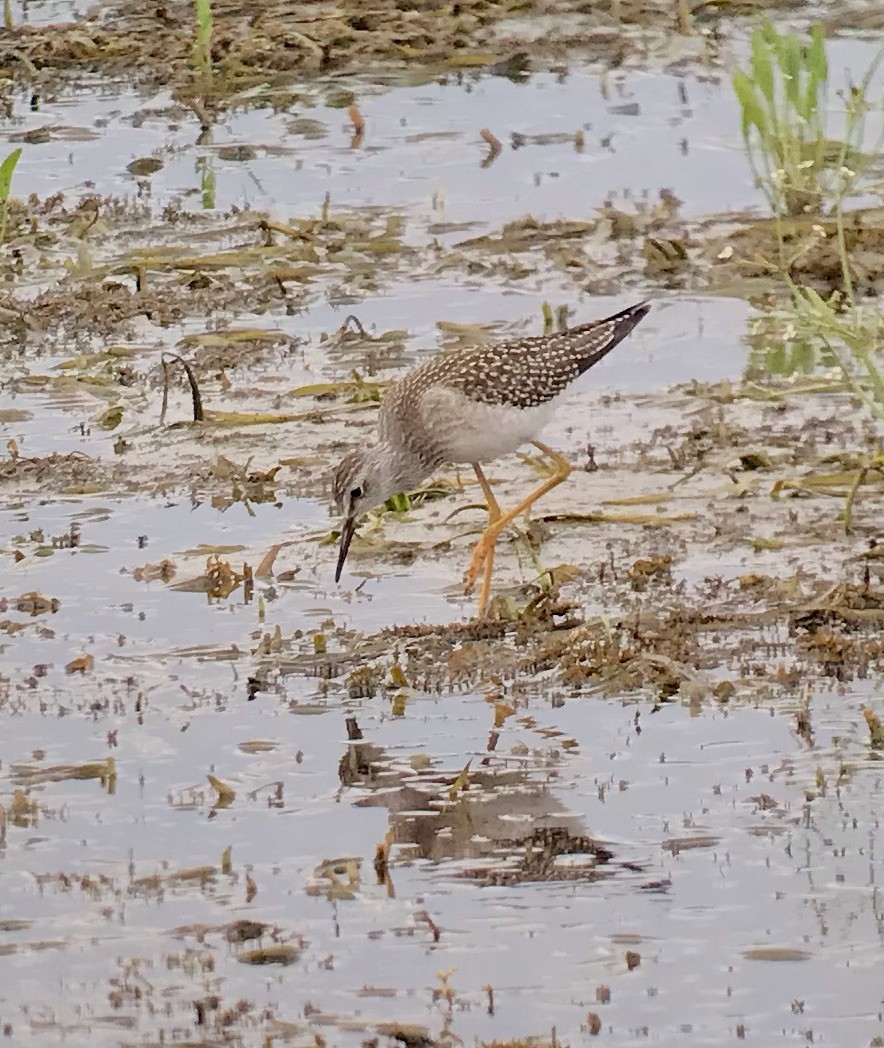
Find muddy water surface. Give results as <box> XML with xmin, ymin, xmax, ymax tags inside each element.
<box><xmin>2</xmin><ymin>9</ymin><xmax>884</xmax><ymax>1048</ymax></box>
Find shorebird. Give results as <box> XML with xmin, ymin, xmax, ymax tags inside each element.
<box><xmin>332</xmin><ymin>301</ymin><xmax>651</xmax><ymax>615</ymax></box>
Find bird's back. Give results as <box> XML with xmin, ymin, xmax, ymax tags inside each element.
<box><xmin>389</xmin><ymin>300</ymin><xmax>649</xmax><ymax>409</ymax></box>
<box><xmin>378</xmin><ymin>301</ymin><xmax>650</xmax><ymax>464</ymax></box>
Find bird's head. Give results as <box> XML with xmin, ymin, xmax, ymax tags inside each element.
<box><xmin>331</xmin><ymin>444</ymin><xmax>410</xmax><ymax>582</ymax></box>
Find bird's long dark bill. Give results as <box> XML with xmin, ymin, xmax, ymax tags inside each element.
<box><xmin>335</xmin><ymin>516</ymin><xmax>357</xmax><ymax>583</ymax></box>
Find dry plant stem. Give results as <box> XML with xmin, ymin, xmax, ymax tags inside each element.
<box><xmin>159</xmin><ymin>358</ymin><xmax>171</xmax><ymax>425</ymax></box>
<box><xmin>842</xmin><ymin>465</ymin><xmax>868</xmax><ymax>533</ymax></box>
<box><xmin>675</xmin><ymin>0</ymin><xmax>693</xmax><ymax>34</ymax></box>
<box><xmin>259</xmin><ymin>219</ymin><xmax>317</xmax><ymax>244</ymax></box>
<box><xmin>186</xmin><ymin>95</ymin><xmax>214</xmax><ymax>131</ymax></box>
<box><xmin>820</xmin><ymin>333</ymin><xmax>884</xmax><ymax>422</ymax></box>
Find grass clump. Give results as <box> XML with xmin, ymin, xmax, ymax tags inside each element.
<box><xmin>734</xmin><ymin>20</ymin><xmax>884</xmax><ymax>424</ymax></box>
<box><xmin>732</xmin><ymin>21</ymin><xmax>831</xmax><ymax>218</ymax></box>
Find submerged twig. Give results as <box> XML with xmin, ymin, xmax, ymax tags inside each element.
<box><xmin>348</xmin><ymin>103</ymin><xmax>365</xmax><ymax>148</ymax></box>
<box><xmin>159</xmin><ymin>358</ymin><xmax>171</xmax><ymax>425</ymax></box>
<box><xmin>258</xmin><ymin>218</ymin><xmax>318</xmax><ymax>244</ymax></box>
<box><xmin>160</xmin><ymin>352</ymin><xmax>204</xmax><ymax>423</ymax></box>
<box><xmin>186</xmin><ymin>95</ymin><xmax>214</xmax><ymax>132</ymax></box>
<box><xmin>340</xmin><ymin>314</ymin><xmax>369</xmax><ymax>338</ymax></box>
<box><xmin>479</xmin><ymin>127</ymin><xmax>502</xmax><ymax>168</ymax></box>
<box><xmin>842</xmin><ymin>464</ymin><xmax>868</xmax><ymax>533</ymax></box>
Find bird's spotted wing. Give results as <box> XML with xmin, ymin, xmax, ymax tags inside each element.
<box><xmin>415</xmin><ymin>300</ymin><xmax>650</xmax><ymax>410</ymax></box>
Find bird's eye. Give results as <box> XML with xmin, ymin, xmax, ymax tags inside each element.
<box><xmin>350</xmin><ymin>485</ymin><xmax>363</xmax><ymax>500</ymax></box>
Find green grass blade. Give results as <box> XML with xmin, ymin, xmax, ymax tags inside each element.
<box><xmin>807</xmin><ymin>24</ymin><xmax>828</xmax><ymax>84</ymax></box>
<box><xmin>0</xmin><ymin>147</ymin><xmax>22</xmax><ymax>202</ymax></box>
<box><xmin>778</xmin><ymin>33</ymin><xmax>803</xmax><ymax>113</ymax></box>
<box><xmin>750</xmin><ymin>29</ymin><xmax>775</xmax><ymax>106</ymax></box>
<box><xmin>192</xmin><ymin>0</ymin><xmax>213</xmax><ymax>77</ymax></box>
<box><xmin>732</xmin><ymin>71</ymin><xmax>768</xmax><ymax>138</ymax></box>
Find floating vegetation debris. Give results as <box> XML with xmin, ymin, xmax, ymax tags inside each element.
<box><xmin>862</xmin><ymin>707</ymin><xmax>884</xmax><ymax>748</ymax></box>
<box><xmin>207</xmin><ymin>773</ymin><xmax>236</xmax><ymax>807</ymax></box>
<box><xmin>11</xmin><ymin>757</ymin><xmax>116</xmax><ymax>791</ymax></box>
<box><xmin>239</xmin><ymin>943</ymin><xmax>301</xmax><ymax>965</ymax></box>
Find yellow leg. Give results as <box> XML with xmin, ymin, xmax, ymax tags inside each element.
<box><xmin>464</xmin><ymin>441</ymin><xmax>572</xmax><ymax>613</ymax></box>
<box><xmin>472</xmin><ymin>464</ymin><xmax>501</xmax><ymax>617</ymax></box>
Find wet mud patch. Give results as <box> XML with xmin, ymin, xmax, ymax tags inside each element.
<box><xmin>4</xmin><ymin>368</ymin><xmax>883</xmax><ymax>704</ymax></box>
<box><xmin>217</xmin><ymin>375</ymin><xmax>884</xmax><ymax>691</ymax></box>
<box><xmin>0</xmin><ymin>0</ymin><xmax>827</xmax><ymax>99</ymax></box>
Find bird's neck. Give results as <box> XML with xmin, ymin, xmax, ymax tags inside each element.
<box><xmin>378</xmin><ymin>440</ymin><xmax>435</xmax><ymax>495</ymax></box>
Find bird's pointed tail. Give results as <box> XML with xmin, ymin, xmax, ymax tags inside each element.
<box><xmin>570</xmin><ymin>300</ymin><xmax>651</xmax><ymax>375</ymax></box>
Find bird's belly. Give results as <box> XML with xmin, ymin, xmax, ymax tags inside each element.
<box><xmin>431</xmin><ymin>397</ymin><xmax>557</xmax><ymax>464</ymax></box>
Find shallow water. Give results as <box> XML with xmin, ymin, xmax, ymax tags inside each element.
<box><xmin>2</xmin><ymin>17</ymin><xmax>884</xmax><ymax>1048</ymax></box>
<box><xmin>9</xmin><ymin>0</ymin><xmax>91</xmax><ymax>24</ymax></box>
<box><xmin>2</xmin><ymin>581</ymin><xmax>883</xmax><ymax>1046</ymax></box>
<box><xmin>8</xmin><ymin>36</ymin><xmax>883</xmax><ymax>224</ymax></box>
<box><xmin>9</xmin><ymin>69</ymin><xmax>759</xmax><ymax>220</ymax></box>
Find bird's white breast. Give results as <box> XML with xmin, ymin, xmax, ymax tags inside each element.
<box><xmin>418</xmin><ymin>386</ymin><xmax>557</xmax><ymax>464</ymax></box>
